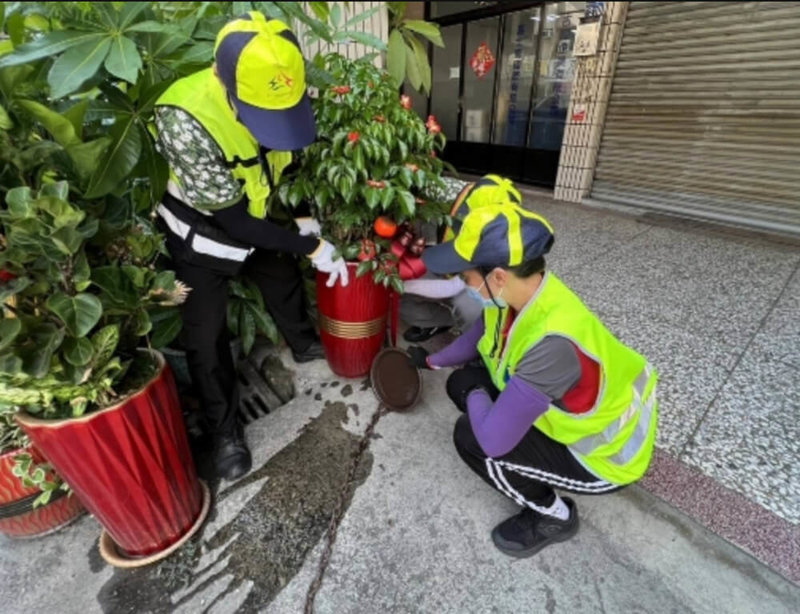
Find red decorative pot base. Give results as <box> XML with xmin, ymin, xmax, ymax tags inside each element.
<box><xmin>99</xmin><ymin>480</ymin><xmax>211</xmax><ymax>568</ymax></box>
<box><xmin>317</xmin><ymin>263</ymin><xmax>390</xmax><ymax>378</ymax></box>
<box><xmin>0</xmin><ymin>446</ymin><xmax>85</xmax><ymax>538</ymax></box>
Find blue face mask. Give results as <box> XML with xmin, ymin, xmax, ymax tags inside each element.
<box><xmin>466</xmin><ymin>280</ymin><xmax>508</xmax><ymax>309</ymax></box>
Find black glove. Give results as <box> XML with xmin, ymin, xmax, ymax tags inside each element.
<box><xmin>407</xmin><ymin>346</ymin><xmax>431</xmax><ymax>370</ymax></box>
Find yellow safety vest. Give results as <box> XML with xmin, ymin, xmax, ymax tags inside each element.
<box><xmin>156</xmin><ymin>67</ymin><xmax>292</xmax><ymax>219</ymax></box>
<box><xmin>478</xmin><ymin>272</ymin><xmax>658</xmax><ymax>484</ymax></box>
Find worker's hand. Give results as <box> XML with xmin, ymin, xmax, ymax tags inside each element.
<box><xmin>295</xmin><ymin>217</ymin><xmax>322</xmax><ymax>237</ymax></box>
<box><xmin>407</xmin><ymin>346</ymin><xmax>433</xmax><ymax>370</ymax></box>
<box><xmin>310</xmin><ymin>239</ymin><xmax>349</xmax><ymax>288</ymax></box>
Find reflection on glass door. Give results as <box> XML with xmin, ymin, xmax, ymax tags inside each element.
<box><xmin>529</xmin><ymin>3</ymin><xmax>584</xmax><ymax>150</ymax></box>
<box><xmin>430</xmin><ymin>24</ymin><xmax>463</xmax><ymax>141</ymax></box>
<box><xmin>493</xmin><ymin>8</ymin><xmax>540</xmax><ymax>146</ymax></box>
<box><xmin>461</xmin><ymin>17</ymin><xmax>500</xmax><ymax>143</ymax></box>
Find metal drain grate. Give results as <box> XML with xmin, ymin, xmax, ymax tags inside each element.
<box><xmin>236</xmin><ymin>356</ymin><xmax>288</xmax><ymax>425</ymax></box>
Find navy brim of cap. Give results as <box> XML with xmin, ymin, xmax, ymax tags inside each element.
<box><xmin>422</xmin><ymin>242</ymin><xmax>475</xmax><ymax>275</ymax></box>
<box><xmin>235</xmin><ymin>92</ymin><xmax>317</xmax><ymax>150</ymax></box>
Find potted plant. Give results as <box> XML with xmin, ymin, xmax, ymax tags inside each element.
<box><xmin>0</xmin><ymin>400</ymin><xmax>85</xmax><ymax>538</ymax></box>
<box><xmin>278</xmin><ymin>53</ymin><xmax>450</xmax><ymax>377</ymax></box>
<box><xmin>0</xmin><ymin>180</ymin><xmax>210</xmax><ymax>566</ymax></box>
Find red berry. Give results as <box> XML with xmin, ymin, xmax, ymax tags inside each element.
<box><xmin>400</xmin><ymin>95</ymin><xmax>412</xmax><ymax>110</ymax></box>
<box><xmin>347</xmin><ymin>131</ymin><xmax>360</xmax><ymax>143</ymax></box>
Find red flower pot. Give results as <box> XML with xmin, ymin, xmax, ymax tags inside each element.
<box><xmin>0</xmin><ymin>446</ymin><xmax>84</xmax><ymax>538</ymax></box>
<box><xmin>16</xmin><ymin>350</ymin><xmax>208</xmax><ymax>564</ymax></box>
<box><xmin>317</xmin><ymin>263</ymin><xmax>389</xmax><ymax>378</ymax></box>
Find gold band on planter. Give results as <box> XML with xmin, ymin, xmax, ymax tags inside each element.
<box><xmin>319</xmin><ymin>314</ymin><xmax>386</xmax><ymax>339</ymax></box>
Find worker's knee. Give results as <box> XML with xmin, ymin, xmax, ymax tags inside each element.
<box><xmin>453</xmin><ymin>414</ymin><xmax>482</xmax><ymax>458</ymax></box>
<box><xmin>446</xmin><ymin>368</ymin><xmax>475</xmax><ymax>412</ymax></box>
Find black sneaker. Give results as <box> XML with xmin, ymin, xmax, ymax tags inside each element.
<box><xmin>491</xmin><ymin>498</ymin><xmax>579</xmax><ymax>558</ymax></box>
<box><xmin>213</xmin><ymin>429</ymin><xmax>252</xmax><ymax>481</ymax></box>
<box><xmin>402</xmin><ymin>326</ymin><xmax>451</xmax><ymax>343</ymax></box>
<box><xmin>292</xmin><ymin>339</ymin><xmax>325</xmax><ymax>363</ymax></box>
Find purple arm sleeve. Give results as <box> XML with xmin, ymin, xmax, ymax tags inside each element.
<box><xmin>427</xmin><ymin>318</ymin><xmax>485</xmax><ymax>368</ymax></box>
<box><xmin>467</xmin><ymin>376</ymin><xmax>552</xmax><ymax>458</ymax></box>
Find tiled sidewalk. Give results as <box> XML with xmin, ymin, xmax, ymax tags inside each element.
<box><xmin>514</xmin><ymin>187</ymin><xmax>800</xmax><ymax>581</ymax></box>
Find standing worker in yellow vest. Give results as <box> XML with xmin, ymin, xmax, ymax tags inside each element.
<box><xmin>408</xmin><ymin>183</ymin><xmax>658</xmax><ymax>557</ymax></box>
<box><xmin>154</xmin><ymin>12</ymin><xmax>348</xmax><ymax>480</ymax></box>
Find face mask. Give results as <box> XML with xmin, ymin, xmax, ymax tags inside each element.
<box><xmin>466</xmin><ymin>280</ymin><xmax>508</xmax><ymax>309</ymax></box>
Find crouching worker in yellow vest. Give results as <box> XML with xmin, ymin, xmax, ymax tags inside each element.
<box><xmin>408</xmin><ymin>182</ymin><xmax>658</xmax><ymax>557</ymax></box>
<box><xmin>153</xmin><ymin>12</ymin><xmax>348</xmax><ymax>481</ymax></box>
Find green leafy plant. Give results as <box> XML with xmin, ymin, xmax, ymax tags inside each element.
<box><xmin>0</xmin><ymin>182</ymin><xmax>188</xmax><ymax>419</ymax></box>
<box><xmin>386</xmin><ymin>2</ymin><xmax>444</xmax><ymax>94</ymax></box>
<box><xmin>227</xmin><ymin>277</ymin><xmax>280</xmax><ymax>356</ymax></box>
<box><xmin>278</xmin><ymin>53</ymin><xmax>450</xmax><ymax>292</ymax></box>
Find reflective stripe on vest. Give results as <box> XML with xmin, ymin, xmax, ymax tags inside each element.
<box><xmin>569</xmin><ymin>363</ymin><xmax>656</xmax><ymax>464</ymax></box>
<box><xmin>156</xmin><ymin>68</ymin><xmax>292</xmax><ymax>220</ymax></box>
<box><xmin>156</xmin><ymin>204</ymin><xmax>252</xmax><ymax>262</ymax></box>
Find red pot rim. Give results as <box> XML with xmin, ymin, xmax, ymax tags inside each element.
<box><xmin>15</xmin><ymin>349</ymin><xmax>166</xmax><ymax>429</ymax></box>
<box><xmin>0</xmin><ymin>445</ymin><xmax>30</xmax><ymax>462</ymax></box>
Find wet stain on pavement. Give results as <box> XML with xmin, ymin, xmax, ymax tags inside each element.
<box><xmin>95</xmin><ymin>401</ymin><xmax>373</xmax><ymax>613</ymax></box>
<box><xmin>340</xmin><ymin>384</ymin><xmax>353</xmax><ymax>397</ymax></box>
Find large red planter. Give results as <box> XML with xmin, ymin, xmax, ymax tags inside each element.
<box><xmin>0</xmin><ymin>446</ymin><xmax>84</xmax><ymax>538</ymax></box>
<box><xmin>16</xmin><ymin>350</ymin><xmax>206</xmax><ymax>563</ymax></box>
<box><xmin>317</xmin><ymin>262</ymin><xmax>390</xmax><ymax>378</ymax></box>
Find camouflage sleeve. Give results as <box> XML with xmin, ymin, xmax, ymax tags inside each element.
<box><xmin>154</xmin><ymin>106</ymin><xmax>243</xmax><ymax>210</ymax></box>
<box><xmin>423</xmin><ymin>176</ymin><xmax>470</xmax><ymax>204</ymax></box>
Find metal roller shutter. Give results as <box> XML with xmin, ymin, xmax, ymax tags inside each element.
<box><xmin>590</xmin><ymin>1</ymin><xmax>800</xmax><ymax>236</ymax></box>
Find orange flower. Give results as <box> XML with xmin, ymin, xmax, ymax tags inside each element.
<box><xmin>426</xmin><ymin>114</ymin><xmax>441</xmax><ymax>134</ymax></box>
<box><xmin>405</xmin><ymin>163</ymin><xmax>420</xmax><ymax>172</ymax></box>
<box><xmin>347</xmin><ymin>131</ymin><xmax>360</xmax><ymax>143</ymax></box>
<box><xmin>366</xmin><ymin>179</ymin><xmax>386</xmax><ymax>188</ymax></box>
<box><xmin>400</xmin><ymin>94</ymin><xmax>412</xmax><ymax>110</ymax></box>
<box><xmin>373</xmin><ymin>115</ymin><xmax>386</xmax><ymax>123</ymax></box>
<box><xmin>331</xmin><ymin>85</ymin><xmax>351</xmax><ymax>95</ymax></box>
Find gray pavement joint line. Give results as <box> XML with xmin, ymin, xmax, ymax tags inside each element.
<box><xmin>678</xmin><ymin>257</ymin><xmax>800</xmax><ymax>460</ymax></box>
<box><xmin>304</xmin><ymin>404</ymin><xmax>388</xmax><ymax>614</ymax></box>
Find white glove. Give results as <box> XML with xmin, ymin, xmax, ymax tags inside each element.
<box><xmin>295</xmin><ymin>217</ymin><xmax>322</xmax><ymax>237</ymax></box>
<box><xmin>309</xmin><ymin>240</ymin><xmax>349</xmax><ymax>288</ymax></box>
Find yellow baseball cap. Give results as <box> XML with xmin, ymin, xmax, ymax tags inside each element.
<box><xmin>215</xmin><ymin>12</ymin><xmax>315</xmax><ymax>149</ymax></box>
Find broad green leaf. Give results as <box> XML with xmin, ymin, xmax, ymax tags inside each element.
<box><xmin>0</xmin><ymin>277</ymin><xmax>31</xmax><ymax>302</ymax></box>
<box><xmin>63</xmin><ymin>337</ymin><xmax>94</xmax><ymax>367</ymax></box>
<box><xmin>365</xmin><ymin>186</ymin><xmax>380</xmax><ymax>210</ymax></box>
<box><xmin>0</xmin><ymin>102</ymin><xmax>11</xmax><ymax>130</ymax></box>
<box><xmin>0</xmin><ymin>352</ymin><xmax>22</xmax><ymax>375</ymax></box>
<box><xmin>410</xmin><ymin>36</ymin><xmax>432</xmax><ymax>94</ymax></box>
<box><xmin>356</xmin><ymin>260</ymin><xmax>373</xmax><ymax>277</ymax></box>
<box><xmin>247</xmin><ymin>303</ymin><xmax>278</xmax><ymax>344</ymax></box>
<box><xmin>148</xmin><ymin>308</ymin><xmax>181</xmax><ymax>349</ymax></box>
<box><xmin>0</xmin><ymin>3</ymin><xmax>6</xmax><ymax>34</ymax></box>
<box><xmin>91</xmin><ymin>266</ymin><xmax>138</xmax><ymax>306</ymax></box>
<box><xmin>334</xmin><ymin>30</ymin><xmax>386</xmax><ymax>51</ymax></box>
<box><xmin>118</xmin><ymin>2</ymin><xmax>149</xmax><ymax>30</ymax></box>
<box><xmin>66</xmin><ymin>137</ymin><xmax>112</xmax><ymax>180</ymax></box>
<box><xmin>402</xmin><ymin>20</ymin><xmax>445</xmax><ymax>47</ymax></box>
<box><xmin>0</xmin><ymin>30</ymin><xmax>102</xmax><ymax>68</ymax></box>
<box><xmin>49</xmin><ymin>227</ymin><xmax>82</xmax><ymax>254</ymax></box>
<box><xmin>91</xmin><ymin>325</ymin><xmax>119</xmax><ymax>366</ymax></box>
<box><xmin>344</xmin><ymin>5</ymin><xmax>381</xmax><ymax>28</ymax></box>
<box><xmin>46</xmin><ymin>292</ymin><xmax>103</xmax><ymax>338</ymax></box>
<box><xmin>84</xmin><ymin>116</ymin><xmax>142</xmax><ymax>198</ymax></box>
<box><xmin>137</xmin><ymin>124</ymin><xmax>168</xmax><ymax>205</ymax></box>
<box><xmin>48</xmin><ymin>36</ymin><xmax>112</xmax><ymax>99</ymax></box>
<box><xmin>62</xmin><ymin>99</ymin><xmax>90</xmax><ymax>139</ymax></box>
<box><xmin>73</xmin><ymin>250</ymin><xmax>91</xmax><ymax>292</ymax></box>
<box><xmin>134</xmin><ymin>309</ymin><xmax>152</xmax><ymax>336</ymax></box>
<box><xmin>5</xmin><ymin>13</ymin><xmax>24</xmax><ymax>47</ymax></box>
<box><xmin>309</xmin><ymin>2</ymin><xmax>330</xmax><ymax>22</ymax></box>
<box><xmin>240</xmin><ymin>308</ymin><xmax>255</xmax><ymax>357</ymax></box>
<box><xmin>126</xmin><ymin>20</ymin><xmax>180</xmax><ymax>34</ymax></box>
<box><xmin>387</xmin><ymin>30</ymin><xmax>406</xmax><ymax>87</ymax></box>
<box><xmin>330</xmin><ymin>2</ymin><xmax>342</xmax><ymax>27</ymax></box>
<box><xmin>5</xmin><ymin>187</ymin><xmax>33</xmax><ymax>217</ymax></box>
<box><xmin>17</xmin><ymin>99</ymin><xmax>80</xmax><ymax>147</ymax></box>
<box><xmin>20</xmin><ymin>323</ymin><xmax>64</xmax><ymax>378</ymax></box>
<box><xmin>397</xmin><ymin>190</ymin><xmax>416</xmax><ymax>217</ymax></box>
<box><xmin>381</xmin><ymin>185</ymin><xmax>396</xmax><ymax>210</ymax></box>
<box><xmin>104</xmin><ymin>35</ymin><xmax>142</xmax><ymax>83</ymax></box>
<box><xmin>0</xmin><ymin>318</ymin><xmax>22</xmax><ymax>351</ymax></box>
<box><xmin>40</xmin><ymin>181</ymin><xmax>69</xmax><ymax>201</ymax></box>
<box><xmin>405</xmin><ymin>42</ymin><xmax>422</xmax><ymax>90</ymax></box>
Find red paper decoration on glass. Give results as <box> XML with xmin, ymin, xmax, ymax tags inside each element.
<box><xmin>470</xmin><ymin>42</ymin><xmax>496</xmax><ymax>78</ymax></box>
